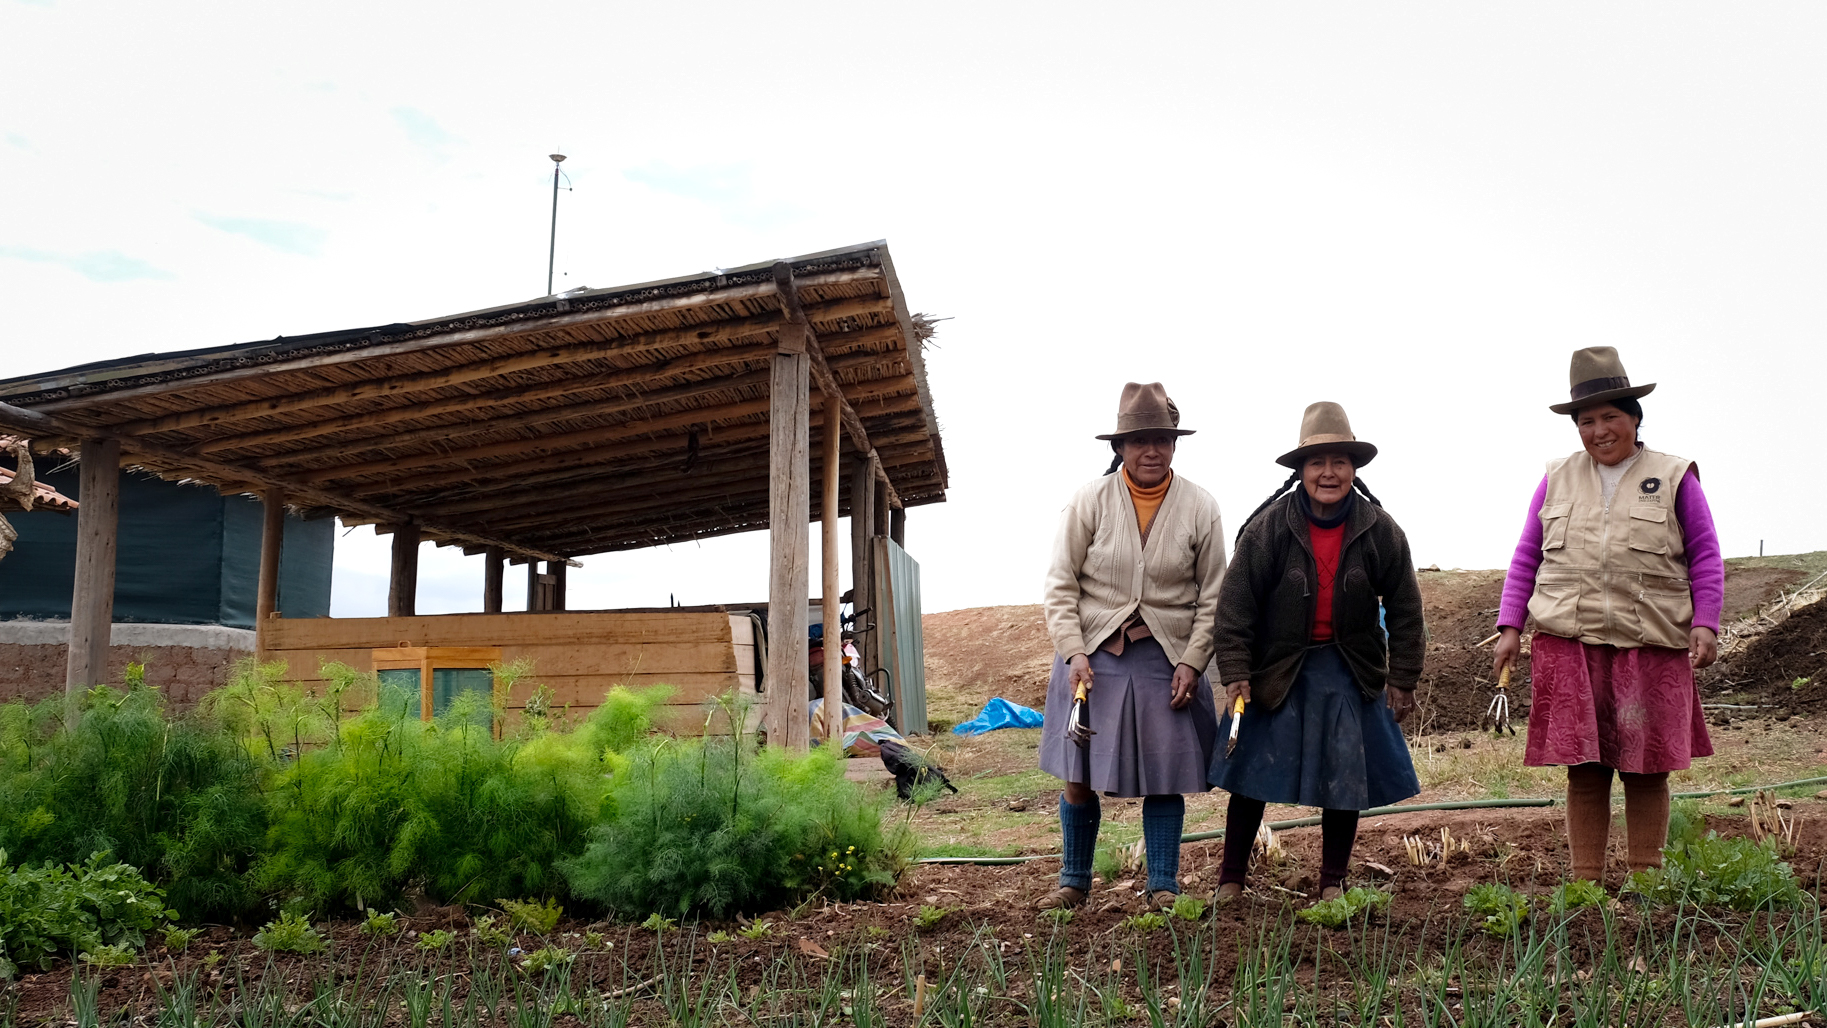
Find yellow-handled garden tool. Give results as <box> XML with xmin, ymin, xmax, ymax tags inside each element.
<box><xmin>1482</xmin><ymin>665</ymin><xmax>1515</xmax><ymax>736</ymax></box>
<box><xmin>1066</xmin><ymin>681</ymin><xmax>1096</xmax><ymax>747</ymax></box>
<box><xmin>1225</xmin><ymin>694</ymin><xmax>1247</xmax><ymax>757</ymax></box>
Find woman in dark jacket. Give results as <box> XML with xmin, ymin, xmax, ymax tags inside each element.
<box><xmin>1206</xmin><ymin>402</ymin><xmax>1424</xmax><ymax>903</ymax></box>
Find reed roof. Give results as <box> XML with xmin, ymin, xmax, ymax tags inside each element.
<box><xmin>0</xmin><ymin>241</ymin><xmax>946</xmax><ymax>561</ymax></box>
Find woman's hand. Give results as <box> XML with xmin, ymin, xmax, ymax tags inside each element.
<box><xmin>1492</xmin><ymin>627</ymin><xmax>1522</xmax><ymax>678</ymax></box>
<box><xmin>1689</xmin><ymin>626</ymin><xmax>1718</xmax><ymax>669</ymax></box>
<box><xmin>1386</xmin><ymin>686</ymin><xmax>1416</xmax><ymax>723</ymax></box>
<box><xmin>1170</xmin><ymin>664</ymin><xmax>1199</xmax><ymax>710</ymax></box>
<box><xmin>1067</xmin><ymin>653</ymin><xmax>1094</xmax><ymax>691</ymax></box>
<box><xmin>1224</xmin><ymin>680</ymin><xmax>1251</xmax><ymax>708</ymax></box>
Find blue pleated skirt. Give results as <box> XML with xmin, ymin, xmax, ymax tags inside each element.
<box><xmin>1037</xmin><ymin>637</ymin><xmax>1217</xmax><ymax>798</ymax></box>
<box><xmin>1206</xmin><ymin>644</ymin><xmax>1419</xmax><ymax>810</ymax></box>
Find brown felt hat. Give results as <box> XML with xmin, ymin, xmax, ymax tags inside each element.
<box><xmin>1276</xmin><ymin>401</ymin><xmax>1378</xmax><ymax>469</ymax></box>
<box><xmin>1549</xmin><ymin>346</ymin><xmax>1656</xmax><ymax>414</ymax></box>
<box><xmin>1095</xmin><ymin>382</ymin><xmax>1196</xmax><ymax>440</ymax></box>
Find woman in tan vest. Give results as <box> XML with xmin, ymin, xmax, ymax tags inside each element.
<box><xmin>1493</xmin><ymin>347</ymin><xmax>1723</xmax><ymax>885</ymax></box>
<box><xmin>1037</xmin><ymin>382</ymin><xmax>1226</xmax><ymax>911</ymax></box>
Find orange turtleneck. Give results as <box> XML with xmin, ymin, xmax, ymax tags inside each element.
<box><xmin>1122</xmin><ymin>468</ymin><xmax>1172</xmax><ymax>539</ymax></box>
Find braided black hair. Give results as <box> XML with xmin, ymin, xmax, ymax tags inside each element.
<box><xmin>1103</xmin><ymin>440</ymin><xmax>1123</xmax><ymax>475</ymax></box>
<box><xmin>1233</xmin><ymin>469</ymin><xmax>1386</xmax><ymax>543</ymax></box>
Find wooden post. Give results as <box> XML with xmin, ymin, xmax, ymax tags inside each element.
<box><xmin>890</xmin><ymin>506</ymin><xmax>906</xmax><ymax>548</ymax></box>
<box><xmin>766</xmin><ymin>339</ymin><xmax>812</xmax><ymax>751</ymax></box>
<box><xmin>849</xmin><ymin>455</ymin><xmax>875</xmax><ymax>686</ymax></box>
<box><xmin>551</xmin><ymin>561</ymin><xmax>567</xmax><ymax>611</ymax></box>
<box><xmin>66</xmin><ymin>438</ymin><xmax>121</xmax><ymax>697</ymax></box>
<box><xmin>388</xmin><ymin>522</ymin><xmax>419</xmax><ymax>618</ymax></box>
<box><xmin>482</xmin><ymin>546</ymin><xmax>504</xmax><ymax>614</ymax></box>
<box><xmin>820</xmin><ymin>399</ymin><xmax>843</xmax><ymax>747</ymax></box>
<box><xmin>874</xmin><ymin>475</ymin><xmax>890</xmax><ymax>539</ymax></box>
<box><xmin>255</xmin><ymin>488</ymin><xmax>285</xmax><ymax>660</ymax></box>
<box><xmin>526</xmin><ymin>560</ymin><xmax>539</xmax><ymax>610</ymax></box>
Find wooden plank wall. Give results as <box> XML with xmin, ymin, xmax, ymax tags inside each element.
<box><xmin>264</xmin><ymin>610</ymin><xmax>744</xmax><ymax>729</ymax></box>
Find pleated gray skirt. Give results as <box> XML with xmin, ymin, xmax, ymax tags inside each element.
<box><xmin>1037</xmin><ymin>637</ymin><xmax>1217</xmax><ymax>797</ymax></box>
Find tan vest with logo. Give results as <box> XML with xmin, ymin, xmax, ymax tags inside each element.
<box><xmin>1526</xmin><ymin>447</ymin><xmax>1694</xmax><ymax>650</ymax></box>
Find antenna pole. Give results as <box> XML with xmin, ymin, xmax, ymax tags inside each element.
<box><xmin>546</xmin><ymin>153</ymin><xmax>566</xmax><ymax>296</ymax></box>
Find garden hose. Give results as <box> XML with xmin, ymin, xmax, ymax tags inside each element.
<box><xmin>915</xmin><ymin>780</ymin><xmax>1827</xmax><ymax>865</ymax></box>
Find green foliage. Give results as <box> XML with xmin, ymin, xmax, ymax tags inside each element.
<box><xmin>0</xmin><ymin>681</ymin><xmax>269</xmax><ymax>920</ymax></box>
<box><xmin>499</xmin><ymin>897</ymin><xmax>562</xmax><ymax>934</ymax></box>
<box><xmin>473</xmin><ymin>915</ymin><xmax>514</xmax><ymax>947</ymax></box>
<box><xmin>1551</xmin><ymin>879</ymin><xmax>1608</xmax><ymax>914</ymax></box>
<box><xmin>1296</xmin><ymin>887</ymin><xmax>1392</xmax><ymax>928</ymax></box>
<box><xmin>913</xmin><ymin>905</ymin><xmax>948</xmax><ymax>930</ymax></box>
<box><xmin>1624</xmin><ymin>832</ymin><xmax>1804</xmax><ymax>911</ymax></box>
<box><xmin>1092</xmin><ymin>844</ymin><xmax>1125</xmax><ymax>883</ymax></box>
<box><xmin>1171</xmin><ymin>893</ymin><xmax>1208</xmax><ymax>921</ymax></box>
<box><xmin>706</xmin><ymin>930</ymin><xmax>735</xmax><ymax>943</ymax></box>
<box><xmin>737</xmin><ymin>920</ymin><xmax>773</xmax><ymax>940</ymax></box>
<box><xmin>1666</xmin><ymin>799</ymin><xmax>1706</xmax><ymax>848</ymax></box>
<box><xmin>582</xmin><ymin>930</ymin><xmax>609</xmax><ymax>949</ymax></box>
<box><xmin>78</xmin><ymin>944</ymin><xmax>135</xmax><ymax>967</ymax></box>
<box><xmin>359</xmin><ymin>910</ymin><xmax>399</xmax><ymax>937</ymax></box>
<box><xmin>162</xmin><ymin>926</ymin><xmax>199</xmax><ymax>952</ymax></box>
<box><xmin>640</xmin><ymin>913</ymin><xmax>677</xmax><ymax>933</ymax></box>
<box><xmin>256</xmin><ymin>679</ymin><xmax>668</xmax><ymax>913</ymax></box>
<box><xmin>415</xmin><ymin>929</ymin><xmax>456</xmax><ymax>951</ymax></box>
<box><xmin>251</xmin><ymin>911</ymin><xmax>325</xmax><ymax>954</ymax></box>
<box><xmin>518</xmin><ymin>945</ymin><xmax>573</xmax><ymax>974</ymax></box>
<box><xmin>1039</xmin><ymin>907</ymin><xmax>1074</xmax><ymax>926</ymax></box>
<box><xmin>1464</xmin><ymin>883</ymin><xmax>1531</xmax><ymax>937</ymax></box>
<box><xmin>562</xmin><ymin>697</ymin><xmax>899</xmax><ymax>919</ymax></box>
<box><xmin>0</xmin><ymin>849</ymin><xmax>173</xmax><ymax>971</ymax></box>
<box><xmin>1123</xmin><ymin>911</ymin><xmax>1168</xmax><ymax>932</ymax></box>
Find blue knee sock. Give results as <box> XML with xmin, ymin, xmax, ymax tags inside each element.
<box><xmin>1142</xmin><ymin>794</ymin><xmax>1185</xmax><ymax>894</ymax></box>
<box><xmin>1058</xmin><ymin>793</ymin><xmax>1100</xmax><ymax>892</ymax></box>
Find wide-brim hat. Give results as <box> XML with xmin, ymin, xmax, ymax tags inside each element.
<box><xmin>1549</xmin><ymin>346</ymin><xmax>1656</xmax><ymax>414</ymax></box>
<box><xmin>1276</xmin><ymin>401</ymin><xmax>1378</xmax><ymax>469</ymax></box>
<box><xmin>1095</xmin><ymin>381</ymin><xmax>1196</xmax><ymax>440</ymax></box>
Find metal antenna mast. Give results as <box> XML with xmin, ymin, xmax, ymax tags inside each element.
<box><xmin>546</xmin><ymin>152</ymin><xmax>567</xmax><ymax>296</ymax></box>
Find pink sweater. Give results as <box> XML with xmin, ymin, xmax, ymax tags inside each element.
<box><xmin>1496</xmin><ymin>466</ymin><xmax>1724</xmax><ymax>635</ymax></box>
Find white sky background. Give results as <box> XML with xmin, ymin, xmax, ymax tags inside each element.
<box><xmin>2</xmin><ymin>3</ymin><xmax>1821</xmax><ymax>617</ymax></box>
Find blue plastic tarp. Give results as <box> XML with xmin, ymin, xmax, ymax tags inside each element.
<box><xmin>951</xmin><ymin>697</ymin><xmax>1044</xmax><ymax>736</ymax></box>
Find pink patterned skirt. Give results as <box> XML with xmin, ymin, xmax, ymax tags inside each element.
<box><xmin>1523</xmin><ymin>632</ymin><xmax>1714</xmax><ymax>774</ymax></box>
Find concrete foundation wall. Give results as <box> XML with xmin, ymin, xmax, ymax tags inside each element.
<box><xmin>0</xmin><ymin>622</ymin><xmax>254</xmax><ymax>706</ymax></box>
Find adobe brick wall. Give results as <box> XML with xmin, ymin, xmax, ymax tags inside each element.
<box><xmin>0</xmin><ymin>623</ymin><xmax>254</xmax><ymax>708</ymax></box>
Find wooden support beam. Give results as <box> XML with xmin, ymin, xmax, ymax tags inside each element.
<box><xmin>255</xmin><ymin>488</ymin><xmax>284</xmax><ymax>658</ymax></box>
<box><xmin>850</xmin><ymin>452</ymin><xmax>876</xmax><ymax>684</ymax></box>
<box><xmin>552</xmin><ymin>561</ymin><xmax>567</xmax><ymax>611</ymax></box>
<box><xmin>66</xmin><ymin>438</ymin><xmax>120</xmax><ymax>695</ymax></box>
<box><xmin>482</xmin><ymin>546</ymin><xmax>504</xmax><ymax>614</ymax></box>
<box><xmin>388</xmin><ymin>523</ymin><xmax>419</xmax><ymax>617</ymax></box>
<box><xmin>0</xmin><ymin>400</ymin><xmax>572</xmax><ymax>566</ymax></box>
<box><xmin>891</xmin><ymin>506</ymin><xmax>906</xmax><ymax>547</ymax></box>
<box><xmin>526</xmin><ymin>560</ymin><xmax>540</xmax><ymax>611</ymax></box>
<box><xmin>766</xmin><ymin>349</ymin><xmax>811</xmax><ymax>752</ymax></box>
<box><xmin>874</xmin><ymin>459</ymin><xmax>891</xmax><ymax>539</ymax></box>
<box><xmin>820</xmin><ymin>396</ymin><xmax>843</xmax><ymax>747</ymax></box>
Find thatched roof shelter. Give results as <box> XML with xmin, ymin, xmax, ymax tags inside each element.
<box><xmin>0</xmin><ymin>241</ymin><xmax>946</xmax><ymax>561</ymax></box>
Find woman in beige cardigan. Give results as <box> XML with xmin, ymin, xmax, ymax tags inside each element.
<box><xmin>1037</xmin><ymin>382</ymin><xmax>1227</xmax><ymax>910</ymax></box>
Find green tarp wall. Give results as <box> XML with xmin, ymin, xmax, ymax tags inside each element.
<box><xmin>0</xmin><ymin>466</ymin><xmax>332</xmax><ymax>627</ymax></box>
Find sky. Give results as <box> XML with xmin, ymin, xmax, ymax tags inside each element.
<box><xmin>3</xmin><ymin>2</ymin><xmax>1822</xmax><ymax>618</ymax></box>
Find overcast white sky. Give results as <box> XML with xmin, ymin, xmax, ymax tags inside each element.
<box><xmin>3</xmin><ymin>2</ymin><xmax>1821</xmax><ymax>617</ymax></box>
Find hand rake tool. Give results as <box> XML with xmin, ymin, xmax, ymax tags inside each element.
<box><xmin>1482</xmin><ymin>665</ymin><xmax>1515</xmax><ymax>736</ymax></box>
<box><xmin>1066</xmin><ymin>681</ymin><xmax>1096</xmax><ymax>747</ymax></box>
<box><xmin>1225</xmin><ymin>694</ymin><xmax>1247</xmax><ymax>757</ymax></box>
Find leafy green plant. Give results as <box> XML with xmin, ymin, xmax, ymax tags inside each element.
<box><xmin>1038</xmin><ymin>907</ymin><xmax>1074</xmax><ymax>926</ymax></box>
<box><xmin>1667</xmin><ymin>799</ymin><xmax>1706</xmax><ymax>848</ymax></box>
<box><xmin>1295</xmin><ymin>887</ymin><xmax>1392</xmax><ymax>928</ymax></box>
<box><xmin>640</xmin><ymin>913</ymin><xmax>677</xmax><ymax>933</ymax></box>
<box><xmin>473</xmin><ymin>915</ymin><xmax>514</xmax><ymax>947</ymax></box>
<box><xmin>1123</xmin><ymin>911</ymin><xmax>1168</xmax><ymax>932</ymax></box>
<box><xmin>415</xmin><ymin>929</ymin><xmax>456</xmax><ymax>951</ymax></box>
<box><xmin>1464</xmin><ymin>883</ymin><xmax>1530</xmax><ymax>937</ymax></box>
<box><xmin>1171</xmin><ymin>893</ymin><xmax>1207</xmax><ymax>921</ymax></box>
<box><xmin>78</xmin><ymin>943</ymin><xmax>135</xmax><ymax>967</ymax></box>
<box><xmin>201</xmin><ymin>949</ymin><xmax>222</xmax><ymax>967</ymax></box>
<box><xmin>359</xmin><ymin>910</ymin><xmax>399</xmax><ymax>937</ymax></box>
<box><xmin>251</xmin><ymin>911</ymin><xmax>326</xmax><ymax>954</ymax></box>
<box><xmin>0</xmin><ymin>849</ymin><xmax>174</xmax><ymax>970</ymax></box>
<box><xmin>737</xmin><ymin>920</ymin><xmax>773</xmax><ymax>940</ymax></box>
<box><xmin>499</xmin><ymin>897</ymin><xmax>562</xmax><ymax>934</ymax></box>
<box><xmin>0</xmin><ymin>680</ymin><xmax>269</xmax><ymax>920</ymax></box>
<box><xmin>162</xmin><ymin>926</ymin><xmax>199</xmax><ymax>952</ymax></box>
<box><xmin>1625</xmin><ymin>832</ymin><xmax>1804</xmax><ymax>910</ymax></box>
<box><xmin>562</xmin><ymin>693</ymin><xmax>901</xmax><ymax>918</ymax></box>
<box><xmin>518</xmin><ymin>945</ymin><xmax>573</xmax><ymax>974</ymax></box>
<box><xmin>913</xmin><ymin>905</ymin><xmax>948</xmax><ymax>931</ymax></box>
<box><xmin>1551</xmin><ymin>879</ymin><xmax>1608</xmax><ymax>913</ymax></box>
<box><xmin>581</xmin><ymin>929</ymin><xmax>610</xmax><ymax>949</ymax></box>
<box><xmin>706</xmin><ymin>930</ymin><xmax>735</xmax><ymax>943</ymax></box>
<box><xmin>1793</xmin><ymin>677</ymin><xmax>1811</xmax><ymax>690</ymax></box>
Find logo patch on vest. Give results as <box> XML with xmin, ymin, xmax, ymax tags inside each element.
<box><xmin>1639</xmin><ymin>477</ymin><xmax>1661</xmax><ymax>495</ymax></box>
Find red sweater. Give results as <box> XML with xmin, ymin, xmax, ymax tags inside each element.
<box><xmin>1309</xmin><ymin>521</ymin><xmax>1345</xmax><ymax>642</ymax></box>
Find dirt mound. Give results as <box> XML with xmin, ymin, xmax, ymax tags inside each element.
<box><xmin>921</xmin><ymin>604</ymin><xmax>1053</xmax><ymax>720</ymax></box>
<box><xmin>1704</xmin><ymin>598</ymin><xmax>1827</xmax><ymax>717</ymax></box>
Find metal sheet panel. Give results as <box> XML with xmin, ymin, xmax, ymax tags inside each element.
<box><xmin>873</xmin><ymin>537</ymin><xmax>926</xmax><ymax>735</ymax></box>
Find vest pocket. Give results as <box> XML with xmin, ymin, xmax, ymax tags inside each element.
<box><xmin>1628</xmin><ymin>506</ymin><xmax>1669</xmax><ymax>555</ymax></box>
<box><xmin>1540</xmin><ymin>502</ymin><xmax>1573</xmax><ymax>552</ymax></box>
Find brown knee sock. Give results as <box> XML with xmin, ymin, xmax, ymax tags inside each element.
<box><xmin>1565</xmin><ymin>763</ymin><xmax>1614</xmax><ymax>882</ymax></box>
<box><xmin>1619</xmin><ymin>771</ymin><xmax>1671</xmax><ymax>873</ymax></box>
